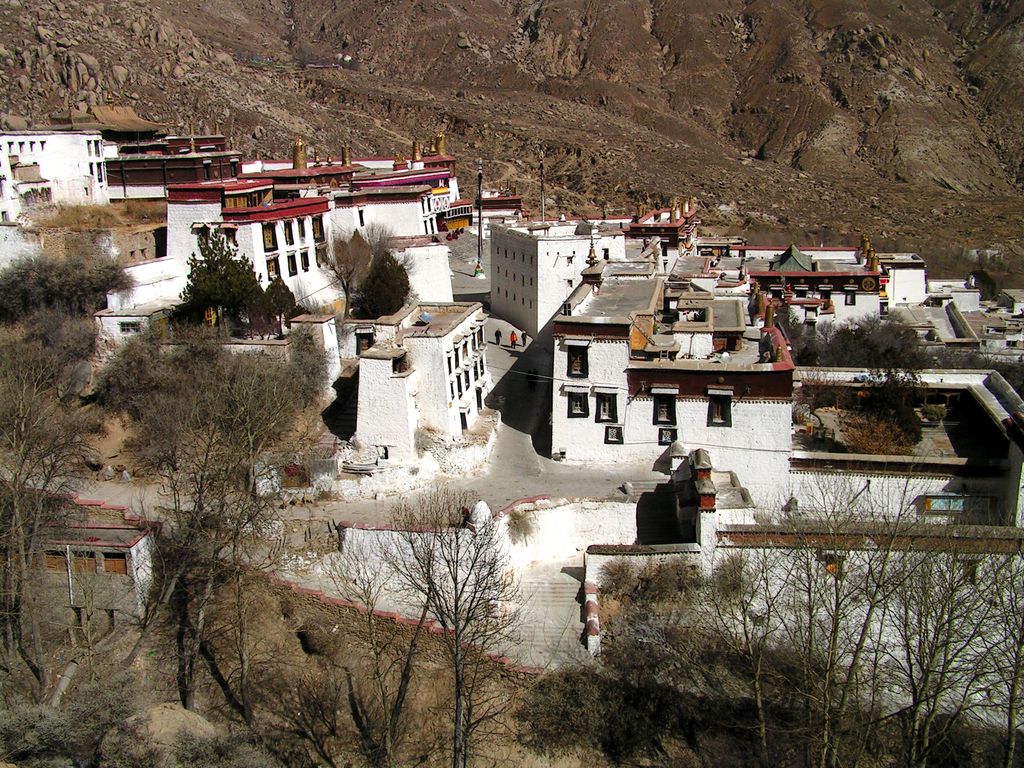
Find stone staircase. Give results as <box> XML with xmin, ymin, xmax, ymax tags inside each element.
<box><xmin>516</xmin><ymin>562</ymin><xmax>592</xmax><ymax>668</ymax></box>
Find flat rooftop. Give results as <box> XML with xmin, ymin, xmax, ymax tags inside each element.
<box><xmin>573</xmin><ymin>278</ymin><xmax>660</xmax><ymax>321</ymax></box>
<box><xmin>364</xmin><ymin>302</ymin><xmax>481</xmax><ymax>339</ymax></box>
<box><xmin>95</xmin><ymin>298</ymin><xmax>178</xmax><ymax>318</ymax></box>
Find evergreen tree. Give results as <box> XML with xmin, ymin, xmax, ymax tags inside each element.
<box><xmin>353</xmin><ymin>253</ymin><xmax>410</xmax><ymax>319</ymax></box>
<box><xmin>181</xmin><ymin>231</ymin><xmax>261</xmax><ymax>323</ymax></box>
<box><xmin>265</xmin><ymin>277</ymin><xmax>297</xmax><ymax>336</ymax></box>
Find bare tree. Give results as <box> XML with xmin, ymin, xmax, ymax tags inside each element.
<box><xmin>363</xmin><ymin>222</ymin><xmax>397</xmax><ymax>262</ymax></box>
<box><xmin>884</xmin><ymin>549</ymin><xmax>996</xmax><ymax>768</ymax></box>
<box><xmin>327</xmin><ymin>544</ymin><xmax>428</xmax><ymax>767</ymax></box>
<box><xmin>387</xmin><ymin>488</ymin><xmax>520</xmax><ymax>768</ymax></box>
<box><xmin>983</xmin><ymin>550</ymin><xmax>1024</xmax><ymax>768</ymax></box>
<box><xmin>327</xmin><ymin>232</ymin><xmax>373</xmax><ymax>319</ymax></box>
<box><xmin>0</xmin><ymin>339</ymin><xmax>93</xmax><ymax>700</ymax></box>
<box><xmin>702</xmin><ymin>548</ymin><xmax>788</xmax><ymax>766</ymax></box>
<box><xmin>122</xmin><ymin>353</ymin><xmax>289</xmax><ymax>711</ymax></box>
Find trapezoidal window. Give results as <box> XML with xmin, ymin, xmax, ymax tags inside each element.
<box><xmin>567</xmin><ymin>392</ymin><xmax>589</xmax><ymax>418</ymax></box>
<box><xmin>567</xmin><ymin>346</ymin><xmax>588</xmax><ymax>378</ymax></box>
<box><xmin>707</xmin><ymin>394</ymin><xmax>732</xmax><ymax>427</ymax></box>
<box><xmin>595</xmin><ymin>393</ymin><xmax>617</xmax><ymax>423</ymax></box>
<box><xmin>652</xmin><ymin>394</ymin><xmax>676</xmax><ymax>425</ymax></box>
<box><xmin>262</xmin><ymin>223</ymin><xmax>278</xmax><ymax>252</ymax></box>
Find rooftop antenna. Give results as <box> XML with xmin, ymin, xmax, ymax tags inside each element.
<box><xmin>475</xmin><ymin>159</ymin><xmax>485</xmax><ymax>278</ymax></box>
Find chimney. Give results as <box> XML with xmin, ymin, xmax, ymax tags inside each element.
<box><xmin>292</xmin><ymin>136</ymin><xmax>307</xmax><ymax>170</ymax></box>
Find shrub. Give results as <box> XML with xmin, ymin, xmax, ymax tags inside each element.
<box><xmin>599</xmin><ymin>558</ymin><xmax>639</xmax><ymax>599</ymax></box>
<box><xmin>174</xmin><ymin>731</ymin><xmax>282</xmax><ymax>768</ymax></box>
<box><xmin>287</xmin><ymin>326</ymin><xmax>328</xmax><ymax>405</ymax></box>
<box><xmin>0</xmin><ymin>253</ymin><xmax>130</xmax><ymax>321</ymax></box>
<box><xmin>506</xmin><ymin>506</ymin><xmax>536</xmax><ymax>544</ymax></box>
<box><xmin>353</xmin><ymin>252</ymin><xmax>410</xmax><ymax>318</ymax></box>
<box><xmin>921</xmin><ymin>403</ymin><xmax>947</xmax><ymax>422</ymax></box>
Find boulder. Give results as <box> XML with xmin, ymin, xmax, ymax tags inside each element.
<box><xmin>1</xmin><ymin>113</ymin><xmax>29</xmax><ymax>130</ymax></box>
<box><xmin>111</xmin><ymin>64</ymin><xmax>128</xmax><ymax>85</ymax></box>
<box><xmin>78</xmin><ymin>51</ymin><xmax>100</xmax><ymax>74</ymax></box>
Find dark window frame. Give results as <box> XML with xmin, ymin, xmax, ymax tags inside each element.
<box><xmin>658</xmin><ymin>427</ymin><xmax>677</xmax><ymax>446</ymax></box>
<box><xmin>567</xmin><ymin>391</ymin><xmax>589</xmax><ymax>418</ymax></box>
<box><xmin>567</xmin><ymin>346</ymin><xmax>589</xmax><ymax>378</ymax></box>
<box><xmin>604</xmin><ymin>425</ymin><xmax>623</xmax><ymax>444</ymax></box>
<box><xmin>708</xmin><ymin>394</ymin><xmax>732</xmax><ymax>427</ymax></box>
<box><xmin>262</xmin><ymin>223</ymin><xmax>278</xmax><ymax>251</ymax></box>
<box><xmin>652</xmin><ymin>394</ymin><xmax>676</xmax><ymax>425</ymax></box>
<box><xmin>595</xmin><ymin>392</ymin><xmax>618</xmax><ymax>423</ymax></box>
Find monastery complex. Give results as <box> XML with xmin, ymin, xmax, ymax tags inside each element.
<box><xmin>8</xmin><ymin>106</ymin><xmax>1024</xmax><ymax>662</ymax></box>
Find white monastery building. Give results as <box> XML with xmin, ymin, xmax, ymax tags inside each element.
<box><xmin>336</xmin><ymin>302</ymin><xmax>492</xmax><ymax>461</ymax></box>
<box><xmin>0</xmin><ymin>130</ymin><xmax>108</xmax><ymax>221</ymax></box>
<box><xmin>550</xmin><ymin>265</ymin><xmax>793</xmax><ymax>498</ymax></box>
<box><xmin>111</xmin><ymin>136</ymin><xmax>464</xmax><ymax>317</ymax></box>
<box><xmin>489</xmin><ymin>219</ymin><xmax>627</xmax><ymax>339</ymax></box>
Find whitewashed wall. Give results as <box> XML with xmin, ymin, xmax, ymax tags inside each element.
<box><xmin>354</xmin><ymin>356</ymin><xmax>417</xmax><ymax>459</ymax></box>
<box><xmin>887</xmin><ymin>266</ymin><xmax>927</xmax><ymax>306</ymax></box>
<box><xmin>400</xmin><ymin>243</ymin><xmax>454</xmax><ymax>303</ymax></box>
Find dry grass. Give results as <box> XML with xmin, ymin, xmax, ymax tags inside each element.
<box><xmin>35</xmin><ymin>204</ymin><xmax>123</xmax><ymax>230</ymax></box>
<box><xmin>33</xmin><ymin>200</ymin><xmax>167</xmax><ymax>230</ymax></box>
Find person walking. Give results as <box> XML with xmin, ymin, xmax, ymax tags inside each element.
<box><xmin>494</xmin><ymin>328</ymin><xmax>502</xmax><ymax>345</ymax></box>
<box><xmin>509</xmin><ymin>330</ymin><xmax>519</xmax><ymax>349</ymax></box>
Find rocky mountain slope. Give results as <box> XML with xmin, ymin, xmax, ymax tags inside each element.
<box><xmin>3</xmin><ymin>0</ymin><xmax>1024</xmax><ymax>272</ymax></box>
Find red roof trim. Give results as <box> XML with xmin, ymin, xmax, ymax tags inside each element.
<box><xmin>222</xmin><ymin>197</ymin><xmax>329</xmax><ymax>223</ymax></box>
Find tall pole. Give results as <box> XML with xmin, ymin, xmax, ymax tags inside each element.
<box><xmin>474</xmin><ymin>159</ymin><xmax>485</xmax><ymax>278</ymax></box>
<box><xmin>540</xmin><ymin>152</ymin><xmax>545</xmax><ymax>222</ymax></box>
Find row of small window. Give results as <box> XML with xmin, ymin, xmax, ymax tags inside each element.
<box><xmin>500</xmin><ymin>289</ymin><xmax>533</xmax><ymax>309</ymax></box>
<box><xmin>89</xmin><ymin>162</ymin><xmax>105</xmax><ymax>183</ymax></box>
<box><xmin>447</xmin><ymin>330</ymin><xmax>486</xmax><ymax>374</ymax></box>
<box><xmin>262</xmin><ymin>216</ymin><xmax>326</xmax><ymax>252</ymax></box>
<box><xmin>450</xmin><ymin>362</ymin><xmax>483</xmax><ymax>400</ymax></box>
<box><xmin>498</xmin><ymin>248</ymin><xmax>534</xmax><ymax>265</ymax></box>
<box><xmin>600</xmin><ymin>425</ymin><xmax>676</xmax><ymax>445</ymax></box>
<box><xmin>267</xmin><ymin>251</ymin><xmax>312</xmax><ymax>279</ymax></box>
<box><xmin>7</xmin><ymin>139</ymin><xmax>45</xmax><ymax>155</ymax></box>
<box><xmin>770</xmin><ymin>286</ymin><xmax>858</xmax><ymax>306</ymax></box>
<box><xmin>565</xmin><ymin>392</ymin><xmax>732</xmax><ymax>427</ymax></box>
<box><xmin>500</xmin><ymin>269</ymin><xmax>534</xmax><ymax>287</ymax></box>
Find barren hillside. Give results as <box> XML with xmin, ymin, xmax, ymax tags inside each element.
<box><xmin>3</xmin><ymin>0</ymin><xmax>1024</xmax><ymax>272</ymax></box>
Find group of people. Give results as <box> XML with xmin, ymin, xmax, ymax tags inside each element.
<box><xmin>493</xmin><ymin>328</ymin><xmax>524</xmax><ymax>349</ymax></box>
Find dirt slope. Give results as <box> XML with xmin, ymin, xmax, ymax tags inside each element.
<box><xmin>3</xmin><ymin>0</ymin><xmax>1024</xmax><ymax>270</ymax></box>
